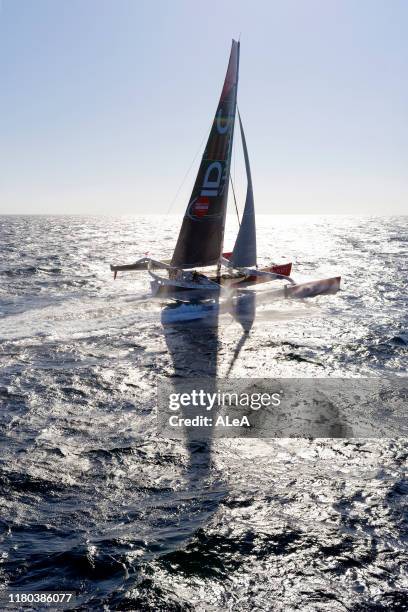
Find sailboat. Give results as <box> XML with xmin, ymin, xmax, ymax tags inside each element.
<box><xmin>110</xmin><ymin>40</ymin><xmax>341</xmax><ymax>302</ymax></box>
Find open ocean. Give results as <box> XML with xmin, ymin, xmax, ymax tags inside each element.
<box><xmin>0</xmin><ymin>214</ymin><xmax>407</xmax><ymax>611</ymax></box>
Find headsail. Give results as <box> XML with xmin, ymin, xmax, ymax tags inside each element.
<box><xmin>171</xmin><ymin>40</ymin><xmax>240</xmax><ymax>269</ymax></box>
<box><xmin>230</xmin><ymin>110</ymin><xmax>257</xmax><ymax>268</ymax></box>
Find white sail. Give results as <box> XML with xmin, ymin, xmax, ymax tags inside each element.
<box><xmin>230</xmin><ymin>110</ymin><xmax>257</xmax><ymax>268</ymax></box>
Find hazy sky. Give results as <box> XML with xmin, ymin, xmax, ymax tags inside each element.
<box><xmin>1</xmin><ymin>0</ymin><xmax>407</xmax><ymax>215</ymax></box>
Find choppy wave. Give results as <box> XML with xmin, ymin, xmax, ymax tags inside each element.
<box><xmin>0</xmin><ymin>215</ymin><xmax>407</xmax><ymax>610</ymax></box>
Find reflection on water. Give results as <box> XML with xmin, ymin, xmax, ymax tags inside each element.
<box><xmin>225</xmin><ymin>290</ymin><xmax>256</xmax><ymax>375</ymax></box>
<box><xmin>161</xmin><ymin>295</ymin><xmax>220</xmax><ymax>480</ymax></box>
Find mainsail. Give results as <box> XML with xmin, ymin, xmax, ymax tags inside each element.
<box><xmin>230</xmin><ymin>110</ymin><xmax>257</xmax><ymax>268</ymax></box>
<box><xmin>171</xmin><ymin>40</ymin><xmax>240</xmax><ymax>269</ymax></box>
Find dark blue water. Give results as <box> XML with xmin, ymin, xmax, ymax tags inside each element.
<box><xmin>0</xmin><ymin>215</ymin><xmax>407</xmax><ymax>610</ymax></box>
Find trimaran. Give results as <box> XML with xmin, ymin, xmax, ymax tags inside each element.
<box><xmin>110</xmin><ymin>40</ymin><xmax>341</xmax><ymax>306</ymax></box>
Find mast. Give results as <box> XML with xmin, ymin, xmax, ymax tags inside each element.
<box><xmin>171</xmin><ymin>40</ymin><xmax>240</xmax><ymax>269</ymax></box>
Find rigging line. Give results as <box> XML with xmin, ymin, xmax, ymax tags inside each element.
<box><xmin>233</xmin><ymin>107</ymin><xmax>236</xmax><ymax>188</ymax></box>
<box><xmin>229</xmin><ymin>173</ymin><xmax>241</xmax><ymax>227</ymax></box>
<box><xmin>165</xmin><ymin>126</ymin><xmax>211</xmax><ymax>216</ymax></box>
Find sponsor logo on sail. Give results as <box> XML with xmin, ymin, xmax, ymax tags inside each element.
<box><xmin>216</xmin><ymin>108</ymin><xmax>230</xmax><ymax>134</ymax></box>
<box><xmin>187</xmin><ymin>161</ymin><xmax>226</xmax><ymax>220</ymax></box>
<box><xmin>187</xmin><ymin>195</ymin><xmax>220</xmax><ymax>221</ymax></box>
<box><xmin>193</xmin><ymin>197</ymin><xmax>209</xmax><ymax>218</ymax></box>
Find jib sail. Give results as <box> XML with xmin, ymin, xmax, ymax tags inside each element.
<box><xmin>230</xmin><ymin>110</ymin><xmax>257</xmax><ymax>268</ymax></box>
<box><xmin>171</xmin><ymin>40</ymin><xmax>240</xmax><ymax>269</ymax></box>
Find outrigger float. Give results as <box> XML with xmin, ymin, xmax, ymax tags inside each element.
<box><xmin>110</xmin><ymin>40</ymin><xmax>340</xmax><ymax>305</ymax></box>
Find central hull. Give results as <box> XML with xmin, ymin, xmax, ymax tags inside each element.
<box><xmin>151</xmin><ymin>263</ymin><xmax>293</xmax><ymax>299</ymax></box>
